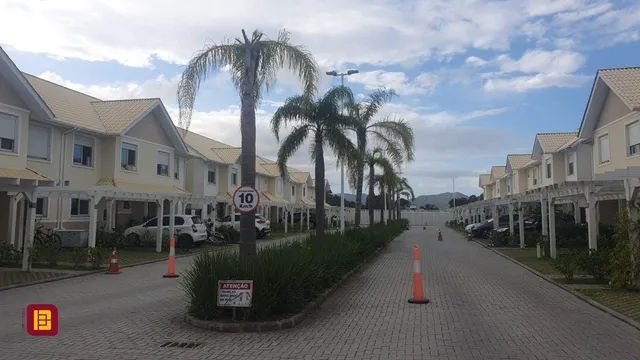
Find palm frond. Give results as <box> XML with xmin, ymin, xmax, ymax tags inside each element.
<box><xmin>362</xmin><ymin>89</ymin><xmax>396</xmax><ymax>123</ymax></box>
<box><xmin>368</xmin><ymin>118</ymin><xmax>415</xmax><ymax>161</ymax></box>
<box><xmin>324</xmin><ymin>123</ymin><xmax>356</xmax><ymax>163</ymax></box>
<box><xmin>271</xmin><ymin>95</ymin><xmax>314</xmax><ymax>141</ymax></box>
<box><xmin>177</xmin><ymin>44</ymin><xmax>241</xmax><ymax>129</ymax></box>
<box><xmin>276</xmin><ymin>124</ymin><xmax>310</xmax><ymax>177</ymax></box>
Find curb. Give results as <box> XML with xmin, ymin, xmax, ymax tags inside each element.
<box><xmin>471</xmin><ymin>239</ymin><xmax>640</xmax><ymax>332</ymax></box>
<box><xmin>0</xmin><ymin>250</ymin><xmax>202</xmax><ymax>292</ymax></box>
<box><xmin>185</xmin><ymin>237</ymin><xmax>396</xmax><ymax>332</ymax></box>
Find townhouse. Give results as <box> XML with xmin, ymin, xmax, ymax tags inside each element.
<box><xmin>0</xmin><ymin>46</ymin><xmax>317</xmax><ymax>270</ymax></box>
<box><xmin>459</xmin><ymin>66</ymin><xmax>640</xmax><ymax>259</ymax></box>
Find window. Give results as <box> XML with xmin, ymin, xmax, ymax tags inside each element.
<box><xmin>0</xmin><ymin>112</ymin><xmax>18</xmax><ymax>152</ymax></box>
<box><xmin>303</xmin><ymin>186</ymin><xmax>306</xmax><ymax>197</ymax></box>
<box><xmin>231</xmin><ymin>168</ymin><xmax>238</xmax><ymax>186</ymax></box>
<box><xmin>598</xmin><ymin>134</ymin><xmax>610</xmax><ymax>164</ymax></box>
<box><xmin>208</xmin><ymin>169</ymin><xmax>216</xmax><ymax>184</ymax></box>
<box><xmin>145</xmin><ymin>218</ymin><xmax>158</xmax><ymax>227</ymax></box>
<box><xmin>36</xmin><ymin>197</ymin><xmax>48</xmax><ymax>217</ymax></box>
<box><xmin>73</xmin><ymin>135</ymin><xmax>93</xmax><ymax>167</ymax></box>
<box><xmin>545</xmin><ymin>159</ymin><xmax>551</xmax><ymax>179</ymax></box>
<box><xmin>627</xmin><ymin>122</ymin><xmax>640</xmax><ymax>156</ymax></box>
<box><xmin>291</xmin><ymin>185</ymin><xmax>296</xmax><ymax>196</ymax></box>
<box><xmin>568</xmin><ymin>161</ymin><xmax>574</xmax><ymax>176</ymax></box>
<box><xmin>156</xmin><ymin>151</ymin><xmax>170</xmax><ymax>176</ymax></box>
<box><xmin>70</xmin><ymin>198</ymin><xmax>89</xmax><ymax>216</ymax></box>
<box><xmin>28</xmin><ymin>124</ymin><xmax>51</xmax><ymax>160</ymax></box>
<box><xmin>120</xmin><ymin>142</ymin><xmax>137</xmax><ymax>171</ymax></box>
<box><xmin>174</xmin><ymin>157</ymin><xmax>180</xmax><ymax>179</ymax></box>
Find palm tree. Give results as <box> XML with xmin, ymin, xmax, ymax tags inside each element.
<box><xmin>395</xmin><ymin>177</ymin><xmax>414</xmax><ymax>219</ymax></box>
<box><xmin>271</xmin><ymin>86</ymin><xmax>356</xmax><ymax>241</ymax></box>
<box><xmin>365</xmin><ymin>148</ymin><xmax>395</xmax><ymax>225</ymax></box>
<box><xmin>349</xmin><ymin>89</ymin><xmax>414</xmax><ymax>227</ymax></box>
<box><xmin>177</xmin><ymin>29</ymin><xmax>318</xmax><ymax>259</ymax></box>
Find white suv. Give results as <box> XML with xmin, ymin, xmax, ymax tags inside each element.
<box><xmin>123</xmin><ymin>215</ymin><xmax>207</xmax><ymax>248</ymax></box>
<box><xmin>219</xmin><ymin>214</ymin><xmax>271</xmax><ymax>238</ymax></box>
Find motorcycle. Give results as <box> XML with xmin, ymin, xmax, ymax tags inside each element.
<box><xmin>205</xmin><ymin>219</ymin><xmax>227</xmax><ymax>244</ymax></box>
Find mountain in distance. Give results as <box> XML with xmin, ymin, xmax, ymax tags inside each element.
<box><xmin>413</xmin><ymin>192</ymin><xmax>468</xmax><ymax>210</ymax></box>
<box><xmin>339</xmin><ymin>192</ymin><xmax>468</xmax><ymax>210</ymax></box>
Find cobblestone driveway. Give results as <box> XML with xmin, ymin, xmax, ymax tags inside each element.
<box><xmin>1</xmin><ymin>226</ymin><xmax>639</xmax><ymax>359</ymax></box>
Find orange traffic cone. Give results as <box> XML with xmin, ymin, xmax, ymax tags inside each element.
<box><xmin>106</xmin><ymin>249</ymin><xmax>121</xmax><ymax>275</ymax></box>
<box><xmin>163</xmin><ymin>236</ymin><xmax>179</xmax><ymax>278</ymax></box>
<box><xmin>408</xmin><ymin>245</ymin><xmax>429</xmax><ymax>304</ymax></box>
<box><xmin>437</xmin><ymin>229</ymin><xmax>443</xmax><ymax>241</ymax></box>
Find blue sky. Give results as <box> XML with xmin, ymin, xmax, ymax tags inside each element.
<box><xmin>2</xmin><ymin>0</ymin><xmax>639</xmax><ymax>197</ymax></box>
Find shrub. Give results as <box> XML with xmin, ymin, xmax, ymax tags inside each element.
<box><xmin>578</xmin><ymin>249</ymin><xmax>610</xmax><ymax>281</ymax></box>
<box><xmin>556</xmin><ymin>223</ymin><xmax>587</xmax><ymax>248</ymax></box>
<box><xmin>0</xmin><ymin>243</ymin><xmax>21</xmax><ymax>266</ymax></box>
<box><xmin>96</xmin><ymin>228</ymin><xmax>126</xmax><ymax>248</ymax></box>
<box><xmin>216</xmin><ymin>225</ymin><xmax>240</xmax><ymax>243</ymax></box>
<box><xmin>70</xmin><ymin>248</ymin><xmax>88</xmax><ymax>269</ymax></box>
<box><xmin>184</xmin><ymin>219</ymin><xmax>407</xmax><ymax>321</ymax></box>
<box><xmin>554</xmin><ymin>251</ymin><xmax>580</xmax><ymax>282</ymax></box>
<box><xmin>609</xmin><ymin>211</ymin><xmax>640</xmax><ymax>289</ymax></box>
<box><xmin>87</xmin><ymin>247</ymin><xmax>109</xmax><ymax>269</ymax></box>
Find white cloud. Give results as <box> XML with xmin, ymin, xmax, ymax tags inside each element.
<box><xmin>2</xmin><ymin>0</ymin><xmax>637</xmax><ymax>70</ymax></box>
<box><xmin>349</xmin><ymin>70</ymin><xmax>439</xmax><ymax>96</ymax></box>
<box><xmin>482</xmin><ymin>49</ymin><xmax>589</xmax><ymax>92</ymax></box>
<box><xmin>465</xmin><ymin>56</ymin><xmax>488</xmax><ymax>67</ymax></box>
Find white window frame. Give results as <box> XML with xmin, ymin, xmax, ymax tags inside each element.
<box><xmin>72</xmin><ymin>133</ymin><xmax>95</xmax><ymax>168</ymax></box>
<box><xmin>598</xmin><ymin>133</ymin><xmax>610</xmax><ymax>164</ymax></box>
<box><xmin>27</xmin><ymin>123</ymin><xmax>52</xmax><ymax>162</ymax></box>
<box><xmin>291</xmin><ymin>185</ymin><xmax>296</xmax><ymax>196</ymax></box>
<box><xmin>118</xmin><ymin>200</ymin><xmax>132</xmax><ymax>214</ymax></box>
<box><xmin>0</xmin><ymin>110</ymin><xmax>20</xmax><ymax>154</ymax></box>
<box><xmin>207</xmin><ymin>168</ymin><xmax>217</xmax><ymax>184</ymax></box>
<box><xmin>626</xmin><ymin>121</ymin><xmax>640</xmax><ymax>157</ymax></box>
<box><xmin>174</xmin><ymin>156</ymin><xmax>181</xmax><ymax>180</ymax></box>
<box><xmin>156</xmin><ymin>150</ymin><xmax>170</xmax><ymax>176</ymax></box>
<box><xmin>231</xmin><ymin>168</ymin><xmax>238</xmax><ymax>186</ymax></box>
<box><xmin>35</xmin><ymin>197</ymin><xmax>48</xmax><ymax>217</ymax></box>
<box><xmin>545</xmin><ymin>159</ymin><xmax>552</xmax><ymax>179</ymax></box>
<box><xmin>70</xmin><ymin>198</ymin><xmax>90</xmax><ymax>217</ymax></box>
<box><xmin>120</xmin><ymin>141</ymin><xmax>138</xmax><ymax>172</ymax></box>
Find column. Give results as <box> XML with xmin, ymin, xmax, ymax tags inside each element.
<box><xmin>88</xmin><ymin>198</ymin><xmax>98</xmax><ymax>248</ymax></box>
<box><xmin>548</xmin><ymin>196</ymin><xmax>557</xmax><ymax>259</ymax></box>
<box><xmin>156</xmin><ymin>199</ymin><xmax>164</xmax><ymax>253</ymax></box>
<box><xmin>16</xmin><ymin>199</ymin><xmax>25</xmax><ymax>250</ymax></box>
<box><xmin>492</xmin><ymin>204</ymin><xmax>498</xmax><ymax>230</ymax></box>
<box><xmin>201</xmin><ymin>202</ymin><xmax>207</xmax><ymax>221</ymax></box>
<box><xmin>105</xmin><ymin>199</ymin><xmax>114</xmax><ymax>232</ymax></box>
<box><xmin>7</xmin><ymin>194</ymin><xmax>18</xmax><ymax>246</ymax></box>
<box><xmin>21</xmin><ymin>199</ymin><xmax>36</xmax><ymax>271</ymax></box>
<box><xmin>573</xmin><ymin>201</ymin><xmax>581</xmax><ymax>224</ymax></box>
<box><xmin>587</xmin><ymin>199</ymin><xmax>598</xmax><ymax>250</ymax></box>
<box><xmin>508</xmin><ymin>202</ymin><xmax>514</xmax><ymax>236</ymax></box>
<box><xmin>541</xmin><ymin>197</ymin><xmax>548</xmax><ymax>237</ymax></box>
<box><xmin>306</xmin><ymin>207</ymin><xmax>310</xmax><ymax>232</ymax></box>
<box><xmin>284</xmin><ymin>207</ymin><xmax>288</xmax><ymax>233</ymax></box>
<box><xmin>300</xmin><ymin>207</ymin><xmax>303</xmax><ymax>232</ymax></box>
<box><xmin>518</xmin><ymin>201</ymin><xmax>525</xmax><ymax>248</ymax></box>
<box><xmin>169</xmin><ymin>199</ymin><xmax>176</xmax><ymax>240</ymax></box>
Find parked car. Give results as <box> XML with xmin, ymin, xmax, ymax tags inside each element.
<box><xmin>218</xmin><ymin>214</ymin><xmax>271</xmax><ymax>238</ymax></box>
<box><xmin>123</xmin><ymin>215</ymin><xmax>207</xmax><ymax>248</ymax></box>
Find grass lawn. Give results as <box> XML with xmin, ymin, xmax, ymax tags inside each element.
<box><xmin>578</xmin><ymin>289</ymin><xmax>640</xmax><ymax>323</ymax></box>
<box><xmin>495</xmin><ymin>247</ymin><xmax>559</xmax><ymax>275</ymax></box>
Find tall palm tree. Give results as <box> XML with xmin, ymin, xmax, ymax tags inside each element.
<box><xmin>177</xmin><ymin>29</ymin><xmax>318</xmax><ymax>259</ymax></box>
<box><xmin>349</xmin><ymin>89</ymin><xmax>414</xmax><ymax>227</ymax></box>
<box><xmin>395</xmin><ymin>177</ymin><xmax>414</xmax><ymax>219</ymax></box>
<box><xmin>271</xmin><ymin>86</ymin><xmax>356</xmax><ymax>241</ymax></box>
<box><xmin>365</xmin><ymin>148</ymin><xmax>395</xmax><ymax>225</ymax></box>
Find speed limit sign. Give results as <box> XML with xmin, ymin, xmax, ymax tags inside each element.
<box><xmin>232</xmin><ymin>185</ymin><xmax>260</xmax><ymax>214</ymax></box>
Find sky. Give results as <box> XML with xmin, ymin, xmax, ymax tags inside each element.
<box><xmin>1</xmin><ymin>0</ymin><xmax>639</xmax><ymax>196</ymax></box>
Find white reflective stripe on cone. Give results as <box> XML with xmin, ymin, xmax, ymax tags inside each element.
<box><xmin>169</xmin><ymin>240</ymin><xmax>175</xmax><ymax>256</ymax></box>
<box><xmin>413</xmin><ymin>260</ymin><xmax>421</xmax><ymax>274</ymax></box>
<box><xmin>111</xmin><ymin>258</ymin><xmax>117</xmax><ymax>264</ymax></box>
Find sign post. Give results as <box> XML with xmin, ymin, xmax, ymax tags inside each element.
<box><xmin>232</xmin><ymin>186</ymin><xmax>260</xmax><ymax>214</ymax></box>
<box><xmin>217</xmin><ymin>280</ymin><xmax>253</xmax><ymax>320</ymax></box>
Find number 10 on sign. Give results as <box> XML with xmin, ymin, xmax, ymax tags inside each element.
<box><xmin>232</xmin><ymin>186</ymin><xmax>260</xmax><ymax>214</ymax></box>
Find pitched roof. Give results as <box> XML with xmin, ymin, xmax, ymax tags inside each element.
<box><xmin>536</xmin><ymin>132</ymin><xmax>578</xmax><ymax>153</ymax></box>
<box><xmin>490</xmin><ymin>166</ymin><xmax>506</xmax><ymax>181</ymax></box>
<box><xmin>180</xmin><ymin>130</ymin><xmax>228</xmax><ymax>163</ymax></box>
<box><xmin>598</xmin><ymin>67</ymin><xmax>640</xmax><ymax>110</ymax></box>
<box><xmin>478</xmin><ymin>174</ymin><xmax>491</xmax><ymax>187</ymax></box>
<box><xmin>288</xmin><ymin>170</ymin><xmax>311</xmax><ymax>184</ymax></box>
<box><xmin>24</xmin><ymin>73</ymin><xmax>158</xmax><ymax>134</ymax></box>
<box><xmin>506</xmin><ymin>154</ymin><xmax>532</xmax><ymax>170</ymax></box>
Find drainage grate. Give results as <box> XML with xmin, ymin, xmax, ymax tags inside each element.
<box><xmin>161</xmin><ymin>341</ymin><xmax>203</xmax><ymax>349</ymax></box>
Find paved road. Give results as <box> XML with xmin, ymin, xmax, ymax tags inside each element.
<box><xmin>1</xmin><ymin>225</ymin><xmax>639</xmax><ymax>359</ymax></box>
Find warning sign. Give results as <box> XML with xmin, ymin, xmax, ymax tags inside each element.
<box><xmin>217</xmin><ymin>280</ymin><xmax>253</xmax><ymax>308</ymax></box>
<box><xmin>232</xmin><ymin>186</ymin><xmax>260</xmax><ymax>214</ymax></box>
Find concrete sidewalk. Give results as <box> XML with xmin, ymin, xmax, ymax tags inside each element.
<box><xmin>1</xmin><ymin>225</ymin><xmax>639</xmax><ymax>359</ymax></box>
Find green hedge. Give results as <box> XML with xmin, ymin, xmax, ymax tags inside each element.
<box><xmin>183</xmin><ymin>219</ymin><xmax>408</xmax><ymax>321</ymax></box>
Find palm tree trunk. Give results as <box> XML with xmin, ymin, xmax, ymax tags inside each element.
<box><xmin>314</xmin><ymin>136</ymin><xmax>326</xmax><ymax>241</ymax></box>
<box><xmin>238</xmin><ymin>42</ymin><xmax>258</xmax><ymax>260</ymax></box>
<box><xmin>380</xmin><ymin>187</ymin><xmax>385</xmax><ymax>225</ymax></box>
<box><xmin>354</xmin><ymin>165</ymin><xmax>364</xmax><ymax>227</ymax></box>
<box><xmin>368</xmin><ymin>164</ymin><xmax>375</xmax><ymax>226</ymax></box>
<box><xmin>396</xmin><ymin>191</ymin><xmax>401</xmax><ymax>219</ymax></box>
<box><xmin>387</xmin><ymin>188</ymin><xmax>392</xmax><ymax>221</ymax></box>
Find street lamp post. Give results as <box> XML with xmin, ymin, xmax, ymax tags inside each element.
<box><xmin>326</xmin><ymin>69</ymin><xmax>359</xmax><ymax>234</ymax></box>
